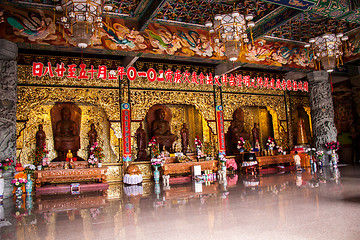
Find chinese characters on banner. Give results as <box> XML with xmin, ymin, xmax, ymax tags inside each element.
<box><xmin>31</xmin><ymin>62</ymin><xmax>309</xmax><ymax>92</ymax></box>
<box><xmin>216</xmin><ymin>105</ymin><xmax>226</xmax><ymax>157</ymax></box>
<box><xmin>121</xmin><ymin>103</ymin><xmax>131</xmax><ymax>162</ymax></box>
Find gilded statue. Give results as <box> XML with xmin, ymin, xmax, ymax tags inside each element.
<box><xmin>151</xmin><ymin>109</ymin><xmax>176</xmax><ymax>151</ymax></box>
<box><xmin>88</xmin><ymin>123</ymin><xmax>98</xmax><ymax>148</ymax></box>
<box><xmin>135</xmin><ymin>122</ymin><xmax>147</xmax><ymax>160</ymax></box>
<box><xmin>54</xmin><ymin>107</ymin><xmax>80</xmax><ymax>160</ymax></box>
<box><xmin>35</xmin><ymin>124</ymin><xmax>46</xmax><ymax>148</ymax></box>
<box><xmin>180</xmin><ymin>123</ymin><xmax>189</xmax><ymax>153</ymax></box>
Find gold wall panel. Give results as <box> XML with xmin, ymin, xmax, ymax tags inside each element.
<box><xmin>105</xmin><ymin>164</ymin><xmax>123</xmax><ymax>182</ymax></box>
<box><xmin>17</xmin><ymin>86</ymin><xmax>120</xmax><ymax>164</ymax></box>
<box><xmin>222</xmin><ymin>93</ymin><xmax>286</xmax><ymax>147</ymax></box>
<box><xmin>18</xmin><ymin>64</ymin><xmax>119</xmax><ymax>88</ymax></box>
<box><xmin>130</xmin><ymin>90</ymin><xmax>215</xmax><ymax>121</ymax></box>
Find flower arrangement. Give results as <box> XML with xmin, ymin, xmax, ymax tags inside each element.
<box><xmin>195</xmin><ymin>136</ymin><xmax>202</xmax><ymax>149</ymax></box>
<box><xmin>0</xmin><ymin>158</ymin><xmax>14</xmax><ymax>172</ymax></box>
<box><xmin>42</xmin><ymin>157</ymin><xmax>50</xmax><ymax>169</ymax></box>
<box><xmin>88</xmin><ymin>154</ymin><xmax>98</xmax><ymax>166</ymax></box>
<box><xmin>244</xmin><ymin>140</ymin><xmax>252</xmax><ymax>152</ymax></box>
<box><xmin>219</xmin><ymin>154</ymin><xmax>226</xmax><ymax>163</ymax></box>
<box><xmin>23</xmin><ymin>164</ymin><xmax>36</xmax><ymax>175</ymax></box>
<box><xmin>90</xmin><ymin>142</ymin><xmax>105</xmax><ymax>162</ymax></box>
<box><xmin>151</xmin><ymin>158</ymin><xmax>163</xmax><ymax>168</ymax></box>
<box><xmin>149</xmin><ymin>137</ymin><xmax>160</xmax><ymax>157</ymax></box>
<box><xmin>11</xmin><ymin>177</ymin><xmax>28</xmax><ymax>188</ymax></box>
<box><xmin>34</xmin><ymin>144</ymin><xmax>48</xmax><ymax>166</ymax></box>
<box><xmin>315</xmin><ymin>150</ymin><xmax>324</xmax><ymax>160</ymax></box>
<box><xmin>325</xmin><ymin>141</ymin><xmax>340</xmax><ymax>151</ymax></box>
<box><xmin>266</xmin><ymin>137</ymin><xmax>276</xmax><ymax>149</ymax></box>
<box><xmin>237</xmin><ymin>137</ymin><xmax>245</xmax><ymax>150</ymax></box>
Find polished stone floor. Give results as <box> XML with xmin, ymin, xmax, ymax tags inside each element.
<box><xmin>1</xmin><ymin>166</ymin><xmax>360</xmax><ymax>240</ymax></box>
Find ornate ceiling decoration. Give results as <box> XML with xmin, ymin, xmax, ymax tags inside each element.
<box><xmin>266</xmin><ymin>13</ymin><xmax>358</xmax><ymax>42</ymax></box>
<box><xmin>155</xmin><ymin>0</ymin><xmax>279</xmax><ymax>25</ymax></box>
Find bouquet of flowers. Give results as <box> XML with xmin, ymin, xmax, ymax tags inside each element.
<box><xmin>149</xmin><ymin>137</ymin><xmax>160</xmax><ymax>157</ymax></box>
<box><xmin>237</xmin><ymin>137</ymin><xmax>245</xmax><ymax>150</ymax></box>
<box><xmin>151</xmin><ymin>158</ymin><xmax>163</xmax><ymax>168</ymax></box>
<box><xmin>90</xmin><ymin>142</ymin><xmax>105</xmax><ymax>162</ymax></box>
<box><xmin>11</xmin><ymin>177</ymin><xmax>28</xmax><ymax>188</ymax></box>
<box><xmin>88</xmin><ymin>154</ymin><xmax>98</xmax><ymax>166</ymax></box>
<box><xmin>42</xmin><ymin>157</ymin><xmax>50</xmax><ymax>169</ymax></box>
<box><xmin>23</xmin><ymin>164</ymin><xmax>36</xmax><ymax>175</ymax></box>
<box><xmin>315</xmin><ymin>150</ymin><xmax>324</xmax><ymax>160</ymax></box>
<box><xmin>219</xmin><ymin>154</ymin><xmax>227</xmax><ymax>164</ymax></box>
<box><xmin>325</xmin><ymin>141</ymin><xmax>340</xmax><ymax>151</ymax></box>
<box><xmin>34</xmin><ymin>144</ymin><xmax>48</xmax><ymax>166</ymax></box>
<box><xmin>266</xmin><ymin>137</ymin><xmax>276</xmax><ymax>149</ymax></box>
<box><xmin>277</xmin><ymin>146</ymin><xmax>283</xmax><ymax>154</ymax></box>
<box><xmin>0</xmin><ymin>158</ymin><xmax>14</xmax><ymax>172</ymax></box>
<box><xmin>195</xmin><ymin>136</ymin><xmax>202</xmax><ymax>149</ymax></box>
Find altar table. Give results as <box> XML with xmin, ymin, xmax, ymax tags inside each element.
<box><xmin>161</xmin><ymin>160</ymin><xmax>218</xmax><ymax>176</ymax></box>
<box><xmin>257</xmin><ymin>154</ymin><xmax>295</xmax><ymax>169</ymax></box>
<box><xmin>34</xmin><ymin>167</ymin><xmax>107</xmax><ymax>187</ymax></box>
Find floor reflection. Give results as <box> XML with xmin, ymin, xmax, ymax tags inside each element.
<box><xmin>1</xmin><ymin>166</ymin><xmax>359</xmax><ymax>240</ymax></box>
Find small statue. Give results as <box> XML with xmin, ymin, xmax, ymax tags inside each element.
<box><xmin>88</xmin><ymin>123</ymin><xmax>97</xmax><ymax>148</ymax></box>
<box><xmin>161</xmin><ymin>146</ymin><xmax>170</xmax><ymax>157</ymax></box>
<box><xmin>66</xmin><ymin>150</ymin><xmax>73</xmax><ymax>159</ymax></box>
<box><xmin>180</xmin><ymin>123</ymin><xmax>189</xmax><ymax>154</ymax></box>
<box><xmin>135</xmin><ymin>122</ymin><xmax>147</xmax><ymax>160</ymax></box>
<box><xmin>254</xmin><ymin>139</ymin><xmax>260</xmax><ymax>151</ymax></box>
<box><xmin>252</xmin><ymin>123</ymin><xmax>259</xmax><ymax>147</ymax></box>
<box><xmin>35</xmin><ymin>124</ymin><xmax>46</xmax><ymax>148</ymax></box>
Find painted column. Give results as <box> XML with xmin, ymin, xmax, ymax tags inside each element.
<box><xmin>0</xmin><ymin>39</ymin><xmax>17</xmax><ymax>161</ymax></box>
<box><xmin>121</xmin><ymin>103</ymin><xmax>132</xmax><ymax>170</ymax></box>
<box><xmin>0</xmin><ymin>39</ymin><xmax>17</xmax><ymax>198</ymax></box>
<box><xmin>215</xmin><ymin>105</ymin><xmax>226</xmax><ymax>156</ymax></box>
<box><xmin>307</xmin><ymin>70</ymin><xmax>337</xmax><ymax>164</ymax></box>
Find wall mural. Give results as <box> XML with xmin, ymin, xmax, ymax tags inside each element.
<box><xmin>0</xmin><ymin>5</ymin><xmax>359</xmax><ymax>69</ymax></box>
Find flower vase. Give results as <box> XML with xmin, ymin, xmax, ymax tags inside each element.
<box><xmin>239</xmin><ymin>149</ymin><xmax>244</xmax><ymax>153</ymax></box>
<box><xmin>153</xmin><ymin>166</ymin><xmax>160</xmax><ymax>184</ymax></box>
<box><xmin>25</xmin><ymin>174</ymin><xmax>33</xmax><ymax>195</ymax></box>
<box><xmin>15</xmin><ymin>187</ymin><xmax>23</xmax><ymax>199</ymax></box>
<box><xmin>37</xmin><ymin>165</ymin><xmax>42</xmax><ymax>171</ymax></box>
<box><xmin>97</xmin><ymin>162</ymin><xmax>102</xmax><ymax>168</ymax></box>
<box><xmin>0</xmin><ymin>172</ymin><xmax>4</xmax><ymax>201</ymax></box>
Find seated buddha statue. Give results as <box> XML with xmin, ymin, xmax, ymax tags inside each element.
<box><xmin>151</xmin><ymin>109</ymin><xmax>176</xmax><ymax>151</ymax></box>
<box><xmin>54</xmin><ymin>107</ymin><xmax>81</xmax><ymax>161</ymax></box>
<box><xmin>226</xmin><ymin>108</ymin><xmax>250</xmax><ymax>155</ymax></box>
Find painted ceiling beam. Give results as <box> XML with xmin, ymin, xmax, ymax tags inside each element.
<box><xmin>251</xmin><ymin>7</ymin><xmax>301</xmax><ymax>39</ymax></box>
<box><xmin>138</xmin><ymin>0</ymin><xmax>169</xmax><ymax>31</ymax></box>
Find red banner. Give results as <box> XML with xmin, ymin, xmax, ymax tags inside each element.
<box><xmin>216</xmin><ymin>105</ymin><xmax>226</xmax><ymax>156</ymax></box>
<box><xmin>121</xmin><ymin>103</ymin><xmax>131</xmax><ymax>162</ymax></box>
<box><xmin>31</xmin><ymin>62</ymin><xmax>308</xmax><ymax>92</ymax></box>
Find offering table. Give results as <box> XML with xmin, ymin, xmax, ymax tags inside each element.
<box><xmin>257</xmin><ymin>153</ymin><xmax>309</xmax><ymax>169</ymax></box>
<box><xmin>34</xmin><ymin>167</ymin><xmax>107</xmax><ymax>187</ymax></box>
<box><xmin>161</xmin><ymin>160</ymin><xmax>218</xmax><ymax>176</ymax></box>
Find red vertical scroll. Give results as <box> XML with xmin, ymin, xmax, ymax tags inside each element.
<box><xmin>216</xmin><ymin>105</ymin><xmax>226</xmax><ymax>156</ymax></box>
<box><xmin>121</xmin><ymin>103</ymin><xmax>132</xmax><ymax>162</ymax></box>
